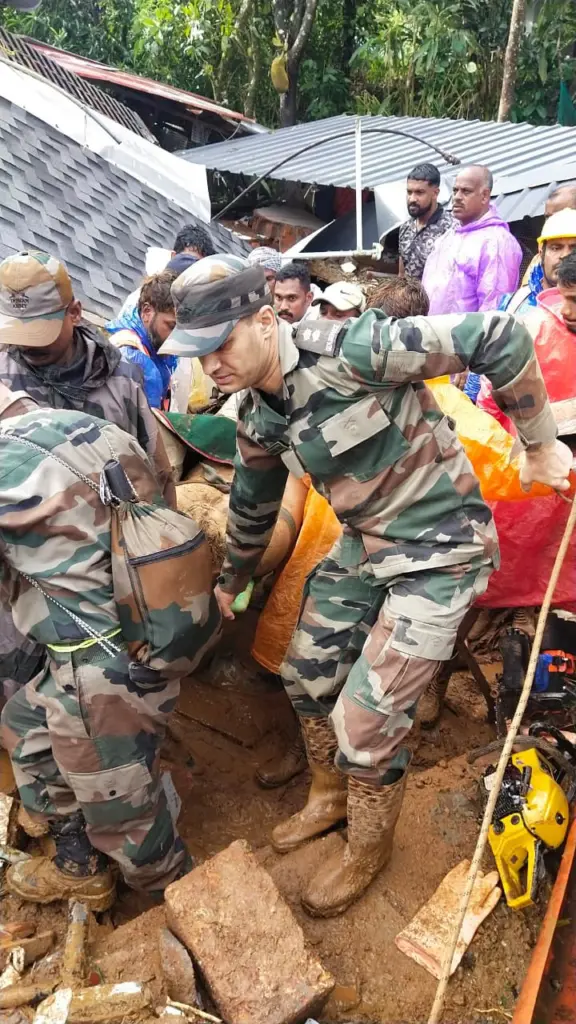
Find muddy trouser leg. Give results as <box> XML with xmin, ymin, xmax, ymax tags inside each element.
<box><xmin>280</xmin><ymin>539</ymin><xmax>381</xmax><ymax>721</ymax></box>
<box><xmin>331</xmin><ymin>559</ymin><xmax>492</xmax><ymax>785</ymax></box>
<box><xmin>1</xmin><ymin>647</ymin><xmax>188</xmax><ymax>892</ymax></box>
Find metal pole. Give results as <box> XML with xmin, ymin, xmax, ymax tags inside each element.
<box><xmin>355</xmin><ymin>116</ymin><xmax>363</xmax><ymax>253</ymax></box>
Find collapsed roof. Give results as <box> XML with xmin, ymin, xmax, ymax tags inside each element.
<box><xmin>0</xmin><ymin>59</ymin><xmax>249</xmax><ymax>321</ymax></box>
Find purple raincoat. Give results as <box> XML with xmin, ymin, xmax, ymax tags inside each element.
<box><xmin>422</xmin><ymin>204</ymin><xmax>522</xmax><ymax>314</ymax></box>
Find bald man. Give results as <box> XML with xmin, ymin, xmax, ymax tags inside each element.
<box><xmin>422</xmin><ymin>165</ymin><xmax>522</xmax><ymax>315</ymax></box>
<box><xmin>546</xmin><ymin>183</ymin><xmax>576</xmax><ymax>217</ymax></box>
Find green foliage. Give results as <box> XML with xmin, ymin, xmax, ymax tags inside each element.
<box><xmin>1</xmin><ymin>0</ymin><xmax>576</xmax><ymax>126</ymax></box>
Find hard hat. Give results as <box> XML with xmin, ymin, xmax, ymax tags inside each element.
<box><xmin>538</xmin><ymin>208</ymin><xmax>576</xmax><ymax>244</ymax></box>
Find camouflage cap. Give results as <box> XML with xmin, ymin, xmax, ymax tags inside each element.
<box><xmin>159</xmin><ymin>254</ymin><xmax>271</xmax><ymax>358</ymax></box>
<box><xmin>0</xmin><ymin>251</ymin><xmax>73</xmax><ymax>347</ymax></box>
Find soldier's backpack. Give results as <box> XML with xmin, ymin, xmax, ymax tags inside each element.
<box><xmin>9</xmin><ymin>434</ymin><xmax>221</xmax><ymax>684</ymax></box>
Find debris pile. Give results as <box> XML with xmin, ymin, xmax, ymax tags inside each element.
<box><xmin>0</xmin><ymin>835</ymin><xmax>335</xmax><ymax>1024</ymax></box>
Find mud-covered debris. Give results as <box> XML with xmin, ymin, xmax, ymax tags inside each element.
<box><xmin>0</xmin><ymin>948</ymin><xmax>25</xmax><ymax>991</ymax></box>
<box><xmin>17</xmin><ymin>808</ymin><xmax>49</xmax><ymax>840</ymax></box>
<box><xmin>0</xmin><ymin>980</ymin><xmax>57</xmax><ymax>1010</ymax></box>
<box><xmin>159</xmin><ymin>929</ymin><xmax>197</xmax><ymax>1005</ymax></box>
<box><xmin>0</xmin><ymin>847</ymin><xmax>32</xmax><ymax>866</ymax></box>
<box><xmin>0</xmin><ymin>924</ymin><xmax>35</xmax><ymax>944</ymax></box>
<box><xmin>166</xmin><ymin>1000</ymin><xmax>221</xmax><ymax>1022</ymax></box>
<box><xmin>66</xmin><ymin>981</ymin><xmax>152</xmax><ymax>1023</ymax></box>
<box><xmin>61</xmin><ymin>902</ymin><xmax>89</xmax><ymax>989</ymax></box>
<box><xmin>33</xmin><ymin>988</ymin><xmax>72</xmax><ymax>1024</ymax></box>
<box><xmin>0</xmin><ymin>932</ymin><xmax>53</xmax><ymax>971</ymax></box>
<box><xmin>395</xmin><ymin>859</ymin><xmax>501</xmax><ymax>978</ymax></box>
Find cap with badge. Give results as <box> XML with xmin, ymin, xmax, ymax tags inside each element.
<box><xmin>311</xmin><ymin>281</ymin><xmax>366</xmax><ymax>314</ymax></box>
<box><xmin>0</xmin><ymin>251</ymin><xmax>74</xmax><ymax>348</ymax></box>
<box><xmin>159</xmin><ymin>254</ymin><xmax>272</xmax><ymax>359</ymax></box>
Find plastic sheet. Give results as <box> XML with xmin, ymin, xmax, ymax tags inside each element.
<box><xmin>427</xmin><ymin>380</ymin><xmax>554</xmax><ymax>502</ymax></box>
<box><xmin>252</xmin><ymin>382</ymin><xmax>576</xmax><ymax>672</ymax></box>
<box><xmin>251</xmin><ymin>480</ymin><xmax>341</xmax><ymax>673</ymax></box>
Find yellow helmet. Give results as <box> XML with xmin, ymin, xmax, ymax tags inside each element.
<box><xmin>538</xmin><ymin>207</ymin><xmax>576</xmax><ymax>244</ymax></box>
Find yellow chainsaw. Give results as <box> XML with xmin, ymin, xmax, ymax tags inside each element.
<box><xmin>486</xmin><ymin>746</ymin><xmax>570</xmax><ymax>910</ymax></box>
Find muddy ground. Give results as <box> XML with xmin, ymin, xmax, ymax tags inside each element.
<box><xmin>0</xmin><ymin>615</ymin><xmax>543</xmax><ymax>1024</ymax></box>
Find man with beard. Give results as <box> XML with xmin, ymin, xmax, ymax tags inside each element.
<box><xmin>398</xmin><ymin>164</ymin><xmax>453</xmax><ymax>279</ymax></box>
<box><xmin>107</xmin><ymin>271</ymin><xmax>178</xmax><ymax>409</ymax></box>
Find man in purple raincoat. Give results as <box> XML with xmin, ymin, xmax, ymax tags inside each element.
<box><xmin>422</xmin><ymin>165</ymin><xmax>522</xmax><ymax>315</ymax></box>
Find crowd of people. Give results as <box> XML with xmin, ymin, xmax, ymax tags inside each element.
<box><xmin>0</xmin><ymin>164</ymin><xmax>573</xmax><ymax>917</ymax></box>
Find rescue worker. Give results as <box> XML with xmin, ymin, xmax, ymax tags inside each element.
<box><xmin>0</xmin><ymin>251</ymin><xmax>173</xmax><ymax>500</ymax></box>
<box><xmin>0</xmin><ymin>386</ymin><xmax>219</xmax><ymax>908</ymax></box>
<box><xmin>500</xmin><ymin>208</ymin><xmax>576</xmax><ymax>317</ymax></box>
<box><xmin>247</xmin><ymin>247</ymin><xmax>283</xmax><ymax>295</ymax></box>
<box><xmin>0</xmin><ymin>250</ymin><xmax>175</xmax><ymax>695</ymax></box>
<box><xmin>478</xmin><ymin>214</ymin><xmax>576</xmax><ymax>426</ymax></box>
<box><xmin>274</xmin><ymin>263</ymin><xmax>314</xmax><ymax>324</ymax></box>
<box><xmin>160</xmin><ymin>258</ymin><xmax>571</xmax><ymax>917</ymax></box>
<box><xmin>312</xmin><ymin>281</ymin><xmax>366</xmax><ymax>321</ymax></box>
<box><xmin>107</xmin><ymin>271</ymin><xmax>178</xmax><ymax>410</ymax></box>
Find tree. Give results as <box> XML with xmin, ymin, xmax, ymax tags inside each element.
<box><xmin>497</xmin><ymin>0</ymin><xmax>527</xmax><ymax>120</ymax></box>
<box><xmin>273</xmin><ymin>0</ymin><xmax>319</xmax><ymax>126</ymax></box>
<box><xmin>2</xmin><ymin>0</ymin><xmax>576</xmax><ymax>129</ymax></box>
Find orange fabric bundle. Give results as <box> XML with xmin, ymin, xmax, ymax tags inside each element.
<box><xmin>252</xmin><ymin>382</ymin><xmax>573</xmax><ymax>672</ymax></box>
<box><xmin>251</xmin><ymin>479</ymin><xmax>341</xmax><ymax>673</ymax></box>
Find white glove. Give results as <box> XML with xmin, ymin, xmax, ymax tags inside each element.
<box><xmin>519</xmin><ymin>439</ymin><xmax>574</xmax><ymax>493</ymax></box>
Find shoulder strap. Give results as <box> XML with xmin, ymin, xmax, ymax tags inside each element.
<box><xmin>292</xmin><ymin>318</ymin><xmax>346</xmax><ymax>357</ymax></box>
<box><xmin>110</xmin><ymin>329</ymin><xmax>148</xmax><ymax>355</ymax></box>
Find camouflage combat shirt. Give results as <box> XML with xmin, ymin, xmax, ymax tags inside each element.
<box><xmin>219</xmin><ymin>311</ymin><xmax>556</xmax><ymax>593</ymax></box>
<box><xmin>0</xmin><ymin>324</ymin><xmax>175</xmax><ymax>506</ymax></box>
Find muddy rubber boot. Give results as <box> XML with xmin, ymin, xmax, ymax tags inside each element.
<box><xmin>270</xmin><ymin>716</ymin><xmax>347</xmax><ymax>854</ymax></box>
<box><xmin>255</xmin><ymin>730</ymin><xmax>307</xmax><ymax>788</ymax></box>
<box><xmin>302</xmin><ymin>769</ymin><xmax>408</xmax><ymax>918</ymax></box>
<box><xmin>6</xmin><ymin>810</ymin><xmax>115</xmax><ymax>912</ymax></box>
<box><xmin>418</xmin><ymin>672</ymin><xmax>450</xmax><ymax>730</ymax></box>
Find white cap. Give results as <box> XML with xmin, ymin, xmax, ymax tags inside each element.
<box><xmin>312</xmin><ymin>281</ymin><xmax>366</xmax><ymax>313</ymax></box>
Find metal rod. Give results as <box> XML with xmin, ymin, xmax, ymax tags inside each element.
<box><xmin>287</xmin><ymin>247</ymin><xmax>382</xmax><ymax>260</ymax></box>
<box><xmin>213</xmin><ymin>127</ymin><xmax>461</xmax><ymax>221</ymax></box>
<box><xmin>355</xmin><ymin>117</ymin><xmax>363</xmax><ymax>253</ymax></box>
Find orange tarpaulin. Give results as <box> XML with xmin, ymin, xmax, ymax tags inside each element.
<box><xmin>252</xmin><ymin>481</ymin><xmax>341</xmax><ymax>674</ymax></box>
<box><xmin>252</xmin><ymin>382</ymin><xmax>575</xmax><ymax>673</ymax></box>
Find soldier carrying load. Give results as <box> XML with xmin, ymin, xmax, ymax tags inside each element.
<box><xmin>159</xmin><ymin>256</ymin><xmax>572</xmax><ymax>918</ymax></box>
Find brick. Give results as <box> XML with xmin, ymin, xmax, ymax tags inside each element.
<box><xmin>165</xmin><ymin>840</ymin><xmax>334</xmax><ymax>1024</ymax></box>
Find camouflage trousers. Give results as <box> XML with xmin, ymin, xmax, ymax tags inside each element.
<box><xmin>1</xmin><ymin>644</ymin><xmax>188</xmax><ymax>892</ymax></box>
<box><xmin>281</xmin><ymin>536</ymin><xmax>492</xmax><ymax>785</ymax></box>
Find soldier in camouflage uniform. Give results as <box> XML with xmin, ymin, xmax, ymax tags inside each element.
<box><xmin>0</xmin><ymin>385</ymin><xmax>219</xmax><ymax>909</ymax></box>
<box><xmin>160</xmin><ymin>257</ymin><xmax>572</xmax><ymax>918</ymax></box>
<box><xmin>0</xmin><ymin>250</ymin><xmax>175</xmax><ymax>696</ymax></box>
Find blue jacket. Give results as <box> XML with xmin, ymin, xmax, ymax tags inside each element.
<box><xmin>106</xmin><ymin>307</ymin><xmax>177</xmax><ymax>409</ymax></box>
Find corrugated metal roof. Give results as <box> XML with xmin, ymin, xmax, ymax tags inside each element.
<box><xmin>26</xmin><ymin>38</ymin><xmax>254</xmax><ymax>124</ymax></box>
<box><xmin>495</xmin><ymin>179</ymin><xmax>576</xmax><ymax>221</ymax></box>
<box><xmin>180</xmin><ymin>112</ymin><xmax>576</xmax><ymax>190</ymax></box>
